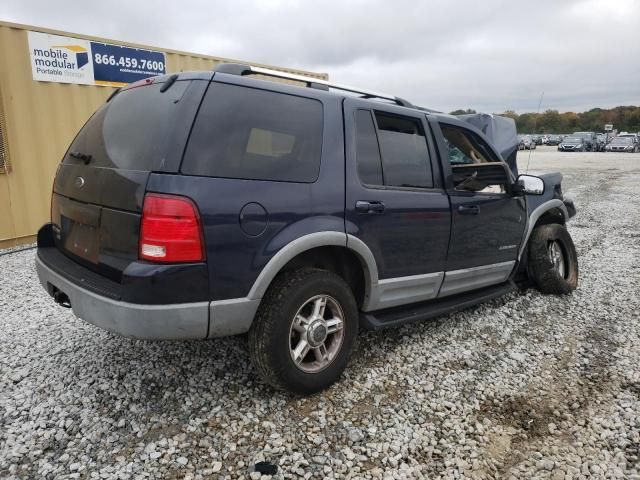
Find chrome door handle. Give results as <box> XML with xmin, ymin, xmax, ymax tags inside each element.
<box><xmin>355</xmin><ymin>201</ymin><xmax>385</xmax><ymax>213</ymax></box>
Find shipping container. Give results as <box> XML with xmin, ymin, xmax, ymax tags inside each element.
<box><xmin>0</xmin><ymin>21</ymin><xmax>327</xmax><ymax>248</ymax></box>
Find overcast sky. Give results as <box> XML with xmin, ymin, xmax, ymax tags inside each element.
<box><xmin>2</xmin><ymin>0</ymin><xmax>639</xmax><ymax>113</ymax></box>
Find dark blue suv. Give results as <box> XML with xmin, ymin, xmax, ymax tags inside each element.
<box><xmin>36</xmin><ymin>64</ymin><xmax>578</xmax><ymax>393</ymax></box>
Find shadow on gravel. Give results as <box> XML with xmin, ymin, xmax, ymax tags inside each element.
<box><xmin>50</xmin><ymin>332</ymin><xmax>267</xmax><ymax>418</ymax></box>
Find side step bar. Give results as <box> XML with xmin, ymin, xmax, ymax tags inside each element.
<box><xmin>360</xmin><ymin>281</ymin><xmax>516</xmax><ymax>330</ymax></box>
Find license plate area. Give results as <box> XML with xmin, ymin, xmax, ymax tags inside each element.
<box><xmin>59</xmin><ymin>200</ymin><xmax>101</xmax><ymax>264</ymax></box>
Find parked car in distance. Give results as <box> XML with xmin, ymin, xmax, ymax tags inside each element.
<box><xmin>559</xmin><ymin>136</ymin><xmax>586</xmax><ymax>152</ymax></box>
<box><xmin>546</xmin><ymin>135</ymin><xmax>561</xmax><ymax>146</ymax></box>
<box><xmin>606</xmin><ymin>136</ymin><xmax>639</xmax><ymax>153</ymax></box>
<box><xmin>35</xmin><ymin>64</ymin><xmax>578</xmax><ymax>394</ymax></box>
<box><xmin>572</xmin><ymin>132</ymin><xmax>597</xmax><ymax>151</ymax></box>
<box><xmin>617</xmin><ymin>132</ymin><xmax>639</xmax><ymax>146</ymax></box>
<box><xmin>531</xmin><ymin>135</ymin><xmax>543</xmax><ymax>146</ymax></box>
<box><xmin>518</xmin><ymin>135</ymin><xmax>537</xmax><ymax>150</ymax></box>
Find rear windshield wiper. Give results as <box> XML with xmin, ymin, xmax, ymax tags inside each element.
<box><xmin>69</xmin><ymin>151</ymin><xmax>93</xmax><ymax>164</ymax></box>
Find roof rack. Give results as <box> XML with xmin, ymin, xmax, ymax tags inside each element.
<box><xmin>214</xmin><ymin>63</ymin><xmax>414</xmax><ymax>108</ymax></box>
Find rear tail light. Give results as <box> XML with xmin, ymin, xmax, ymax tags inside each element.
<box><xmin>139</xmin><ymin>193</ymin><xmax>205</xmax><ymax>263</ymax></box>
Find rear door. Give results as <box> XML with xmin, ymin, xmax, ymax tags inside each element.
<box><xmin>430</xmin><ymin>118</ymin><xmax>526</xmax><ymax>296</ymax></box>
<box><xmin>343</xmin><ymin>98</ymin><xmax>451</xmax><ymax>310</ymax></box>
<box><xmin>51</xmin><ymin>76</ymin><xmax>208</xmax><ymax>279</ymax></box>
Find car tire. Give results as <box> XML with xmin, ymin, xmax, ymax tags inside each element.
<box><xmin>528</xmin><ymin>224</ymin><xmax>578</xmax><ymax>294</ymax></box>
<box><xmin>248</xmin><ymin>268</ymin><xmax>358</xmax><ymax>394</ymax></box>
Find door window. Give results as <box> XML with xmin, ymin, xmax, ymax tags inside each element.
<box><xmin>354</xmin><ymin>110</ymin><xmax>433</xmax><ymax>188</ymax></box>
<box><xmin>440</xmin><ymin>124</ymin><xmax>506</xmax><ymax>193</ymax></box>
<box><xmin>440</xmin><ymin>124</ymin><xmax>499</xmax><ymax>165</ymax></box>
<box><xmin>354</xmin><ymin>110</ymin><xmax>384</xmax><ymax>185</ymax></box>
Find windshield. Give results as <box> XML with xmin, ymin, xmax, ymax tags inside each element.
<box><xmin>611</xmin><ymin>137</ymin><xmax>633</xmax><ymax>145</ymax></box>
<box><xmin>563</xmin><ymin>137</ymin><xmax>581</xmax><ymax>143</ymax></box>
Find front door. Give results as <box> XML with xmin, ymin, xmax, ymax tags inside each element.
<box><xmin>431</xmin><ymin>119</ymin><xmax>527</xmax><ymax>297</ymax></box>
<box><xmin>343</xmin><ymin>98</ymin><xmax>451</xmax><ymax>310</ymax></box>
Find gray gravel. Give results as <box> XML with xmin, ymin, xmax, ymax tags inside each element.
<box><xmin>2</xmin><ymin>149</ymin><xmax>640</xmax><ymax>479</ymax></box>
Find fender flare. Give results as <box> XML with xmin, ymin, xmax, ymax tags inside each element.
<box><xmin>247</xmin><ymin>232</ymin><xmax>379</xmax><ymax>303</ymax></box>
<box><xmin>518</xmin><ymin>199</ymin><xmax>569</xmax><ymax>260</ymax></box>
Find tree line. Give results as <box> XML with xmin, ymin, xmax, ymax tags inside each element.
<box><xmin>449</xmin><ymin>106</ymin><xmax>640</xmax><ymax>134</ymax></box>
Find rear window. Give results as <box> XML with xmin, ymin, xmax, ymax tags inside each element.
<box><xmin>64</xmin><ymin>81</ymin><xmax>192</xmax><ymax>171</ymax></box>
<box><xmin>374</xmin><ymin>112</ymin><xmax>433</xmax><ymax>188</ymax></box>
<box><xmin>182</xmin><ymin>83</ymin><xmax>323</xmax><ymax>183</ymax></box>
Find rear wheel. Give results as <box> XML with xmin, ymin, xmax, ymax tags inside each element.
<box><xmin>248</xmin><ymin>268</ymin><xmax>358</xmax><ymax>394</ymax></box>
<box><xmin>528</xmin><ymin>224</ymin><xmax>578</xmax><ymax>294</ymax></box>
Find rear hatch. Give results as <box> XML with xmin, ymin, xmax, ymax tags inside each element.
<box><xmin>51</xmin><ymin>75</ymin><xmax>208</xmax><ymax>281</ymax></box>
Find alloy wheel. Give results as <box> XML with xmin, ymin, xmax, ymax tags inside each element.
<box><xmin>289</xmin><ymin>295</ymin><xmax>345</xmax><ymax>373</ymax></box>
<box><xmin>548</xmin><ymin>240</ymin><xmax>566</xmax><ymax>278</ymax></box>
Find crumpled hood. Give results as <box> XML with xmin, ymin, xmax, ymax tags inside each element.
<box><xmin>458</xmin><ymin>113</ymin><xmax>519</xmax><ymax>176</ymax></box>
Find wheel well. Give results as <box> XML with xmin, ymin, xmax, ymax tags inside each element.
<box><xmin>534</xmin><ymin>207</ymin><xmax>565</xmax><ymax>228</ymax></box>
<box><xmin>517</xmin><ymin>207</ymin><xmax>566</xmax><ymax>282</ymax></box>
<box><xmin>279</xmin><ymin>246</ymin><xmax>366</xmax><ymax>308</ymax></box>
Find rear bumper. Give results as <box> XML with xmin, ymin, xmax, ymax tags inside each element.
<box><xmin>36</xmin><ymin>254</ymin><xmax>210</xmax><ymax>340</ymax></box>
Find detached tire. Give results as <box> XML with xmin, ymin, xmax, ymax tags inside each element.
<box><xmin>248</xmin><ymin>268</ymin><xmax>358</xmax><ymax>394</ymax></box>
<box><xmin>528</xmin><ymin>223</ymin><xmax>578</xmax><ymax>294</ymax></box>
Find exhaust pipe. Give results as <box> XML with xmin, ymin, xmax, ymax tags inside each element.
<box><xmin>53</xmin><ymin>289</ymin><xmax>71</xmax><ymax>309</ymax></box>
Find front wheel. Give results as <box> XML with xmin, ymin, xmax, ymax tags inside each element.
<box><xmin>248</xmin><ymin>268</ymin><xmax>358</xmax><ymax>394</ymax></box>
<box><xmin>528</xmin><ymin>224</ymin><xmax>578</xmax><ymax>294</ymax></box>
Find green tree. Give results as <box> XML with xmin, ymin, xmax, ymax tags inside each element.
<box><xmin>516</xmin><ymin>113</ymin><xmax>539</xmax><ymax>133</ymax></box>
<box><xmin>449</xmin><ymin>109</ymin><xmax>477</xmax><ymax>115</ymax></box>
<box><xmin>465</xmin><ymin>105</ymin><xmax>640</xmax><ymax>133</ymax></box>
<box><xmin>539</xmin><ymin>109</ymin><xmax>562</xmax><ymax>133</ymax></box>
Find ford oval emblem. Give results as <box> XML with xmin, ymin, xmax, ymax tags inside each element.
<box><xmin>74</xmin><ymin>176</ymin><xmax>85</xmax><ymax>188</ymax></box>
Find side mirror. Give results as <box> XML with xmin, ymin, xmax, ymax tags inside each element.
<box><xmin>515</xmin><ymin>174</ymin><xmax>545</xmax><ymax>195</ymax></box>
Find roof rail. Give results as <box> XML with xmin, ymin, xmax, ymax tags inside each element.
<box><xmin>214</xmin><ymin>63</ymin><xmax>414</xmax><ymax>108</ymax></box>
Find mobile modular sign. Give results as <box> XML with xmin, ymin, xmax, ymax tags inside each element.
<box><xmin>28</xmin><ymin>31</ymin><xmax>166</xmax><ymax>87</ymax></box>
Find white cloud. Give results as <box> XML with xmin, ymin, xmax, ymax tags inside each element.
<box><xmin>2</xmin><ymin>0</ymin><xmax>638</xmax><ymax>112</ymax></box>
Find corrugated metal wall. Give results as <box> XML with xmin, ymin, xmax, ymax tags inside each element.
<box><xmin>0</xmin><ymin>21</ymin><xmax>327</xmax><ymax>248</ymax></box>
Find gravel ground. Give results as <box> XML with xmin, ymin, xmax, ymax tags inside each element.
<box><xmin>1</xmin><ymin>149</ymin><xmax>639</xmax><ymax>479</ymax></box>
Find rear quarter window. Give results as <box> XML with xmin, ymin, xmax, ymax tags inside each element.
<box><xmin>182</xmin><ymin>83</ymin><xmax>323</xmax><ymax>183</ymax></box>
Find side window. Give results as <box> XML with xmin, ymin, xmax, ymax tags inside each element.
<box><xmin>374</xmin><ymin>112</ymin><xmax>433</xmax><ymax>188</ymax></box>
<box><xmin>440</xmin><ymin>124</ymin><xmax>499</xmax><ymax>165</ymax></box>
<box><xmin>182</xmin><ymin>83</ymin><xmax>323</xmax><ymax>183</ymax></box>
<box><xmin>355</xmin><ymin>110</ymin><xmax>383</xmax><ymax>185</ymax></box>
<box><xmin>440</xmin><ymin>124</ymin><xmax>507</xmax><ymax>194</ymax></box>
